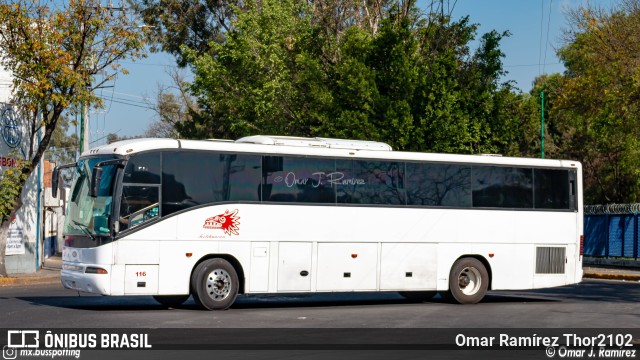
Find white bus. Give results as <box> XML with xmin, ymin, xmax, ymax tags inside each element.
<box><xmin>54</xmin><ymin>136</ymin><xmax>583</xmax><ymax>310</ymax></box>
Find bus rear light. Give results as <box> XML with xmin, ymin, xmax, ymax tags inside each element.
<box><xmin>64</xmin><ymin>239</ymin><xmax>73</xmax><ymax>248</ymax></box>
<box><xmin>85</xmin><ymin>267</ymin><xmax>108</xmax><ymax>275</ymax></box>
<box><xmin>580</xmin><ymin>235</ymin><xmax>584</xmax><ymax>256</ymax></box>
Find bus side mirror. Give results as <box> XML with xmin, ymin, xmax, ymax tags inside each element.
<box><xmin>51</xmin><ymin>162</ymin><xmax>77</xmax><ymax>198</ymax></box>
<box><xmin>90</xmin><ymin>166</ymin><xmax>103</xmax><ymax>198</ymax></box>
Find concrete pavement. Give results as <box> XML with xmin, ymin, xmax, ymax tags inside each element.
<box><xmin>582</xmin><ymin>266</ymin><xmax>640</xmax><ymax>281</ymax></box>
<box><xmin>0</xmin><ymin>256</ymin><xmax>61</xmax><ymax>286</ymax></box>
<box><xmin>1</xmin><ymin>255</ymin><xmax>638</xmax><ymax>286</ymax></box>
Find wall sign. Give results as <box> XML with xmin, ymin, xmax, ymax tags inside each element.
<box><xmin>1</xmin><ymin>105</ymin><xmax>22</xmax><ymax>149</ymax></box>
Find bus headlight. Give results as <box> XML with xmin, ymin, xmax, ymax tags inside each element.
<box><xmin>62</xmin><ymin>264</ymin><xmax>84</xmax><ymax>272</ymax></box>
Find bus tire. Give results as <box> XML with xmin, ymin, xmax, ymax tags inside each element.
<box><xmin>398</xmin><ymin>291</ymin><xmax>437</xmax><ymax>302</ymax></box>
<box><xmin>447</xmin><ymin>257</ymin><xmax>488</xmax><ymax>304</ymax></box>
<box><xmin>153</xmin><ymin>295</ymin><xmax>190</xmax><ymax>308</ymax></box>
<box><xmin>191</xmin><ymin>258</ymin><xmax>239</xmax><ymax>310</ymax></box>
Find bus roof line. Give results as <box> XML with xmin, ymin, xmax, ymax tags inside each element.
<box><xmin>235</xmin><ymin>135</ymin><xmax>393</xmax><ymax>151</ymax></box>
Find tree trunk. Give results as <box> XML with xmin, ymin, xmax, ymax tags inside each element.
<box><xmin>0</xmin><ymin>203</ymin><xmax>20</xmax><ymax>278</ymax></box>
<box><xmin>0</xmin><ymin>219</ymin><xmax>10</xmax><ymax>277</ymax></box>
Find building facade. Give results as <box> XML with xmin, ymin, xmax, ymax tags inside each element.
<box><xmin>1</xmin><ymin>57</ymin><xmax>46</xmax><ymax>274</ymax></box>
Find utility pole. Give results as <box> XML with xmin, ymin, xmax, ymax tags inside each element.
<box><xmin>78</xmin><ymin>1</ymin><xmax>126</xmax><ymax>154</ymax></box>
<box><xmin>540</xmin><ymin>90</ymin><xmax>545</xmax><ymax>159</ymax></box>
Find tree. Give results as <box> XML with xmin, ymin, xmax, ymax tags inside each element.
<box><xmin>105</xmin><ymin>133</ymin><xmax>140</xmax><ymax>144</ymax></box>
<box><xmin>0</xmin><ymin>0</ymin><xmax>147</xmax><ymax>276</ymax></box>
<box><xmin>552</xmin><ymin>0</ymin><xmax>640</xmax><ymax>204</ymax></box>
<box><xmin>129</xmin><ymin>0</ymin><xmax>239</xmax><ymax>66</ymax></box>
<box><xmin>180</xmin><ymin>0</ymin><xmax>323</xmax><ymax>139</ymax></box>
<box><xmin>46</xmin><ymin>115</ymin><xmax>80</xmax><ymax>166</ymax></box>
<box><xmin>144</xmin><ymin>70</ymin><xmax>197</xmax><ymax>138</ymax></box>
<box><xmin>130</xmin><ymin>0</ymin><xmax>396</xmax><ymax>66</ymax></box>
<box><xmin>179</xmin><ymin>0</ymin><xmax>515</xmax><ymax>154</ymax></box>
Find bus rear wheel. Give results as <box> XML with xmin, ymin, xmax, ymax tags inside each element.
<box><xmin>446</xmin><ymin>258</ymin><xmax>488</xmax><ymax>304</ymax></box>
<box><xmin>191</xmin><ymin>258</ymin><xmax>239</xmax><ymax>310</ymax></box>
<box><xmin>153</xmin><ymin>295</ymin><xmax>189</xmax><ymax>308</ymax></box>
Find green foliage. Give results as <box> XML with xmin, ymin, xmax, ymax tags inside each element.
<box><xmin>180</xmin><ymin>1</ymin><xmax>516</xmax><ymax>154</ymax></box>
<box><xmin>549</xmin><ymin>0</ymin><xmax>640</xmax><ymax>204</ymax></box>
<box><xmin>180</xmin><ymin>0</ymin><xmax>321</xmax><ymax>138</ymax></box>
<box><xmin>0</xmin><ymin>152</ymin><xmax>28</xmax><ymax>223</ymax></box>
<box><xmin>0</xmin><ymin>0</ymin><xmax>147</xmax><ymax>275</ymax></box>
<box><xmin>48</xmin><ymin>115</ymin><xmax>79</xmax><ymax>165</ymax></box>
<box><xmin>136</xmin><ymin>0</ymin><xmax>640</xmax><ymax>204</ymax></box>
<box><xmin>129</xmin><ymin>0</ymin><xmax>236</xmax><ymax>66</ymax></box>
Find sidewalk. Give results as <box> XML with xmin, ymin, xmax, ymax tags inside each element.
<box><xmin>1</xmin><ymin>256</ymin><xmax>639</xmax><ymax>286</ymax></box>
<box><xmin>583</xmin><ymin>266</ymin><xmax>640</xmax><ymax>282</ymax></box>
<box><xmin>0</xmin><ymin>256</ymin><xmax>61</xmax><ymax>287</ymax></box>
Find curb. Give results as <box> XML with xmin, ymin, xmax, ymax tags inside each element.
<box><xmin>583</xmin><ymin>272</ymin><xmax>640</xmax><ymax>282</ymax></box>
<box><xmin>0</xmin><ymin>274</ymin><xmax>60</xmax><ymax>287</ymax></box>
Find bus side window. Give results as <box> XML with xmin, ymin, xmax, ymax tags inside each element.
<box><xmin>123</xmin><ymin>153</ymin><xmax>161</xmax><ymax>184</ymax></box>
<box><xmin>406</xmin><ymin>163</ymin><xmax>471</xmax><ymax>207</ymax></box>
<box><xmin>337</xmin><ymin>160</ymin><xmax>405</xmax><ymax>205</ymax></box>
<box><xmin>119</xmin><ymin>185</ymin><xmax>159</xmax><ymax>230</ymax></box>
<box><xmin>534</xmin><ymin>168</ymin><xmax>571</xmax><ymax>210</ymax></box>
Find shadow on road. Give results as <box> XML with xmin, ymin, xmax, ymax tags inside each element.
<box><xmin>13</xmin><ymin>280</ymin><xmax>637</xmax><ymax>311</ymax></box>
<box><xmin>14</xmin><ymin>290</ymin><xmax>563</xmax><ymax>311</ymax></box>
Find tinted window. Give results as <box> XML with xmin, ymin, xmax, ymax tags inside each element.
<box><xmin>225</xmin><ymin>154</ymin><xmax>262</xmax><ymax>202</ymax></box>
<box><xmin>534</xmin><ymin>169</ymin><xmax>570</xmax><ymax>209</ymax></box>
<box><xmin>262</xmin><ymin>156</ymin><xmax>335</xmax><ymax>203</ymax></box>
<box><xmin>472</xmin><ymin>166</ymin><xmax>533</xmax><ymax>208</ymax></box>
<box><xmin>163</xmin><ymin>151</ymin><xmax>214</xmax><ymax>214</ymax></box>
<box><xmin>162</xmin><ymin>151</ymin><xmax>261</xmax><ymax>216</ymax></box>
<box><xmin>123</xmin><ymin>152</ymin><xmax>161</xmax><ymax>184</ymax></box>
<box><xmin>406</xmin><ymin>163</ymin><xmax>471</xmax><ymax>207</ymax></box>
<box><xmin>336</xmin><ymin>160</ymin><xmax>405</xmax><ymax>205</ymax></box>
<box><xmin>119</xmin><ymin>185</ymin><xmax>159</xmax><ymax>231</ymax></box>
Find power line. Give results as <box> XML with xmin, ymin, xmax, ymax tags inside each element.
<box><xmin>98</xmin><ymin>96</ymin><xmax>154</xmax><ymax>110</ymax></box>
<box><xmin>543</xmin><ymin>0</ymin><xmax>553</xmax><ymax>74</ymax></box>
<box><xmin>105</xmin><ymin>94</ymin><xmax>150</xmax><ymax>106</ymax></box>
<box><xmin>110</xmin><ymin>90</ymin><xmax>147</xmax><ymax>100</ymax></box>
<box><xmin>505</xmin><ymin>62</ymin><xmax>561</xmax><ymax>68</ymax></box>
<box><xmin>538</xmin><ymin>0</ymin><xmax>545</xmax><ymax>75</ymax></box>
<box><xmin>120</xmin><ymin>61</ymin><xmax>179</xmax><ymax>68</ymax></box>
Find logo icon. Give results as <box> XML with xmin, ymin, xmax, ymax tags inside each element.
<box><xmin>2</xmin><ymin>345</ymin><xmax>16</xmax><ymax>360</ymax></box>
<box><xmin>1</xmin><ymin>106</ymin><xmax>22</xmax><ymax>149</ymax></box>
<box><xmin>4</xmin><ymin>330</ymin><xmax>39</xmax><ymax>359</ymax></box>
<box><xmin>203</xmin><ymin>209</ymin><xmax>240</xmax><ymax>236</ymax></box>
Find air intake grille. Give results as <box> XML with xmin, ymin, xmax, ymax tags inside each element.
<box><xmin>536</xmin><ymin>247</ymin><xmax>566</xmax><ymax>274</ymax></box>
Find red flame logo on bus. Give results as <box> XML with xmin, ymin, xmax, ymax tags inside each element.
<box><xmin>203</xmin><ymin>209</ymin><xmax>240</xmax><ymax>236</ymax></box>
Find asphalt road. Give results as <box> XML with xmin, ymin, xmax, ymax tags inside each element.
<box><xmin>0</xmin><ymin>279</ymin><xmax>638</xmax><ymax>328</ymax></box>
<box><xmin>1</xmin><ymin>280</ymin><xmax>639</xmax><ymax>360</ymax></box>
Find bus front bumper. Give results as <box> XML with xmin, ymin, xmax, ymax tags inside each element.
<box><xmin>61</xmin><ymin>263</ymin><xmax>111</xmax><ymax>295</ymax></box>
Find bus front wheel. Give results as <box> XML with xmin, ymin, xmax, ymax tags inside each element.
<box><xmin>446</xmin><ymin>257</ymin><xmax>488</xmax><ymax>304</ymax></box>
<box><xmin>191</xmin><ymin>258</ymin><xmax>239</xmax><ymax>310</ymax></box>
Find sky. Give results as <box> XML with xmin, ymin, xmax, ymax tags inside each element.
<box><xmin>85</xmin><ymin>0</ymin><xmax>618</xmax><ymax>145</ymax></box>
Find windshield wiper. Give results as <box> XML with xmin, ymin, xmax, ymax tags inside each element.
<box><xmin>71</xmin><ymin>220</ymin><xmax>96</xmax><ymax>241</ymax></box>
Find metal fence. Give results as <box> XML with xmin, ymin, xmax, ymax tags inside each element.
<box><xmin>584</xmin><ymin>205</ymin><xmax>640</xmax><ymax>259</ymax></box>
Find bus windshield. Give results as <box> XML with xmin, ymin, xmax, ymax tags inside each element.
<box><xmin>64</xmin><ymin>157</ymin><xmax>118</xmax><ymax>237</ymax></box>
